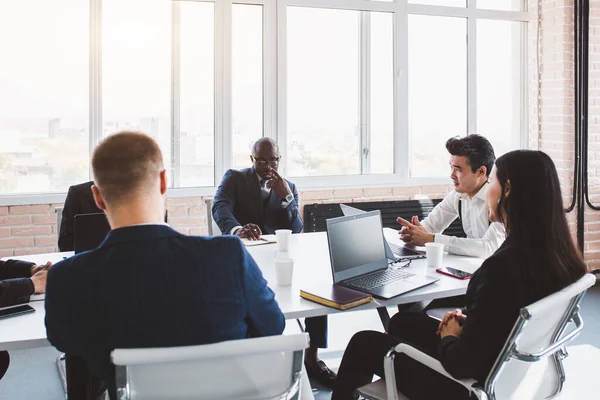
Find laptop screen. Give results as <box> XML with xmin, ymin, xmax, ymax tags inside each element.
<box><xmin>74</xmin><ymin>213</ymin><xmax>111</xmax><ymax>254</ymax></box>
<box><xmin>326</xmin><ymin>211</ymin><xmax>388</xmax><ymax>283</ymax></box>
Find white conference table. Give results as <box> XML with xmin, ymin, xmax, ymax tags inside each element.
<box><xmin>0</xmin><ymin>228</ymin><xmax>483</xmax><ymax>351</ymax></box>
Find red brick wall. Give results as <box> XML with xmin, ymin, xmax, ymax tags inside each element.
<box><xmin>0</xmin><ymin>187</ymin><xmax>451</xmax><ymax>257</ymax></box>
<box><xmin>0</xmin><ymin>204</ymin><xmax>62</xmax><ymax>257</ymax></box>
<box><xmin>533</xmin><ymin>0</ymin><xmax>586</xmax><ymax>262</ymax></box>
<box><xmin>586</xmin><ymin>0</ymin><xmax>600</xmax><ymax>269</ymax></box>
<box><xmin>0</xmin><ymin>199</ymin><xmax>212</xmax><ymax>257</ymax></box>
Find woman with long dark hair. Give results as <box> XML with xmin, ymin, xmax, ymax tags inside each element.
<box><xmin>331</xmin><ymin>150</ymin><xmax>588</xmax><ymax>400</ymax></box>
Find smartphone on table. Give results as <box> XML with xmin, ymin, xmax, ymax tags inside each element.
<box><xmin>0</xmin><ymin>304</ymin><xmax>35</xmax><ymax>320</ymax></box>
<box><xmin>436</xmin><ymin>267</ymin><xmax>472</xmax><ymax>280</ymax></box>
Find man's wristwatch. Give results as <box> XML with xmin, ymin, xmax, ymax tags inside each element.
<box><xmin>284</xmin><ymin>193</ymin><xmax>294</xmax><ymax>203</ymax></box>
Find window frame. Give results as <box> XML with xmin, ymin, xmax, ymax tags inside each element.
<box><xmin>0</xmin><ymin>0</ymin><xmax>531</xmax><ymax>206</ymax></box>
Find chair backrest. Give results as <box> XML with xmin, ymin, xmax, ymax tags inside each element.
<box><xmin>56</xmin><ymin>207</ymin><xmax>64</xmax><ymax>239</ymax></box>
<box><xmin>111</xmin><ymin>333</ymin><xmax>309</xmax><ymax>400</ymax></box>
<box><xmin>485</xmin><ymin>273</ymin><xmax>595</xmax><ymax>400</ymax></box>
<box><xmin>303</xmin><ymin>200</ymin><xmax>467</xmax><ymax>238</ymax></box>
<box><xmin>205</xmin><ymin>198</ymin><xmax>222</xmax><ymax>236</ymax></box>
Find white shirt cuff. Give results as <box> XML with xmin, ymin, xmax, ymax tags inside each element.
<box><xmin>434</xmin><ymin>233</ymin><xmax>450</xmax><ymax>250</ymax></box>
<box><xmin>230</xmin><ymin>226</ymin><xmax>242</xmax><ymax>235</ymax></box>
<box><xmin>281</xmin><ymin>200</ymin><xmax>291</xmax><ymax>209</ymax></box>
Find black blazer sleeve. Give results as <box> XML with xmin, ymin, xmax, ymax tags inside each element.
<box><xmin>212</xmin><ymin>170</ymin><xmax>242</xmax><ymax>235</ymax></box>
<box><xmin>437</xmin><ymin>259</ymin><xmax>520</xmax><ymax>384</ymax></box>
<box><xmin>59</xmin><ymin>185</ymin><xmax>78</xmax><ymax>252</ymax></box>
<box><xmin>0</xmin><ymin>259</ymin><xmax>35</xmax><ymax>307</ymax></box>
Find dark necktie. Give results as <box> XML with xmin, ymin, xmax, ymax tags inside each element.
<box><xmin>260</xmin><ymin>178</ymin><xmax>270</xmax><ymax>200</ymax></box>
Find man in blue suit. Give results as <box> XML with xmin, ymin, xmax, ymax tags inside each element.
<box><xmin>45</xmin><ymin>132</ymin><xmax>285</xmax><ymax>400</ymax></box>
<box><xmin>213</xmin><ymin>138</ymin><xmax>336</xmax><ymax>388</ymax></box>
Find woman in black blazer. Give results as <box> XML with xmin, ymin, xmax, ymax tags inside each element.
<box><xmin>332</xmin><ymin>150</ymin><xmax>588</xmax><ymax>400</ymax></box>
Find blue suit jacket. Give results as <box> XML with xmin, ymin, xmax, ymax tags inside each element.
<box><xmin>212</xmin><ymin>167</ymin><xmax>303</xmax><ymax>235</ymax></box>
<box><xmin>45</xmin><ymin>225</ymin><xmax>284</xmax><ymax>399</ymax></box>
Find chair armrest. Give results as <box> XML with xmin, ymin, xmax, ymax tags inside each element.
<box><xmin>383</xmin><ymin>343</ymin><xmax>480</xmax><ymax>398</ymax></box>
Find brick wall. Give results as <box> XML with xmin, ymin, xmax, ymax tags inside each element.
<box><xmin>0</xmin><ymin>204</ymin><xmax>62</xmax><ymax>257</ymax></box>
<box><xmin>586</xmin><ymin>0</ymin><xmax>600</xmax><ymax>269</ymax></box>
<box><xmin>534</xmin><ymin>0</ymin><xmax>584</xmax><ymax>260</ymax></box>
<box><xmin>0</xmin><ymin>186</ymin><xmax>451</xmax><ymax>258</ymax></box>
<box><xmin>533</xmin><ymin>0</ymin><xmax>600</xmax><ymax>271</ymax></box>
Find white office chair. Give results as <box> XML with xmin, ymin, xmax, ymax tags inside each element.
<box><xmin>205</xmin><ymin>198</ymin><xmax>222</xmax><ymax>236</ymax></box>
<box><xmin>358</xmin><ymin>273</ymin><xmax>596</xmax><ymax>400</ymax></box>
<box><xmin>55</xmin><ymin>207</ymin><xmax>64</xmax><ymax>236</ymax></box>
<box><xmin>111</xmin><ymin>333</ymin><xmax>312</xmax><ymax>400</ymax></box>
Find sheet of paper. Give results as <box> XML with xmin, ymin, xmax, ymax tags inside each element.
<box><xmin>241</xmin><ymin>235</ymin><xmax>277</xmax><ymax>247</ymax></box>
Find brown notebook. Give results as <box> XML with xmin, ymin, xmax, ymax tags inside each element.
<box><xmin>300</xmin><ymin>285</ymin><xmax>372</xmax><ymax>310</ymax></box>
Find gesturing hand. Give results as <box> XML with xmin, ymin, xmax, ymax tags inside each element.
<box><xmin>30</xmin><ymin>262</ymin><xmax>52</xmax><ymax>294</ymax></box>
<box><xmin>266</xmin><ymin>166</ymin><xmax>292</xmax><ymax>198</ymax></box>
<box><xmin>397</xmin><ymin>216</ymin><xmax>434</xmax><ymax>246</ymax></box>
<box><xmin>236</xmin><ymin>223</ymin><xmax>263</xmax><ymax>240</ymax></box>
<box><xmin>30</xmin><ymin>261</ymin><xmax>52</xmax><ymax>276</ymax></box>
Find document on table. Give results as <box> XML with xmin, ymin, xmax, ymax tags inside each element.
<box><xmin>241</xmin><ymin>235</ymin><xmax>277</xmax><ymax>246</ymax></box>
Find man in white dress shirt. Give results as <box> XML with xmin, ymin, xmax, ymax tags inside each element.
<box><xmin>398</xmin><ymin>134</ymin><xmax>505</xmax><ymax>259</ymax></box>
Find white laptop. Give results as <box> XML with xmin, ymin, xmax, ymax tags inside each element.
<box><xmin>340</xmin><ymin>204</ymin><xmax>425</xmax><ymax>261</ymax></box>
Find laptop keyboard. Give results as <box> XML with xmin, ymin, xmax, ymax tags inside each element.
<box><xmin>388</xmin><ymin>242</ymin><xmax>420</xmax><ymax>257</ymax></box>
<box><xmin>345</xmin><ymin>268</ymin><xmax>415</xmax><ymax>291</ymax></box>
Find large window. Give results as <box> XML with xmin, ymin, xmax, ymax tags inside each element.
<box><xmin>0</xmin><ymin>0</ymin><xmax>529</xmax><ymax>199</ymax></box>
<box><xmin>178</xmin><ymin>1</ymin><xmax>215</xmax><ymax>187</ymax></box>
<box><xmin>102</xmin><ymin>0</ymin><xmax>171</xmax><ymax>166</ymax></box>
<box><xmin>408</xmin><ymin>15</ymin><xmax>467</xmax><ymax>178</ymax></box>
<box><xmin>477</xmin><ymin>20</ymin><xmax>524</xmax><ymax>158</ymax></box>
<box><xmin>0</xmin><ymin>0</ymin><xmax>89</xmax><ymax>194</ymax></box>
<box><xmin>232</xmin><ymin>4</ymin><xmax>264</xmax><ymax>170</ymax></box>
<box><xmin>286</xmin><ymin>7</ymin><xmax>394</xmax><ymax>177</ymax></box>
<box><xmin>103</xmin><ymin>0</ymin><xmax>215</xmax><ymax>188</ymax></box>
<box><xmin>287</xmin><ymin>7</ymin><xmax>361</xmax><ymax>176</ymax></box>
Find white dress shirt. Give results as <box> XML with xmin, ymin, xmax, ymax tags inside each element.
<box><xmin>230</xmin><ymin>172</ymin><xmax>292</xmax><ymax>235</ymax></box>
<box><xmin>421</xmin><ymin>183</ymin><xmax>505</xmax><ymax>258</ymax></box>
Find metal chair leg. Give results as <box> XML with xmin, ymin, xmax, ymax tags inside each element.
<box><xmin>56</xmin><ymin>353</ymin><xmax>68</xmax><ymax>397</ymax></box>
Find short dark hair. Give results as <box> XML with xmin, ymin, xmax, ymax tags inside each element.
<box><xmin>445</xmin><ymin>134</ymin><xmax>495</xmax><ymax>176</ymax></box>
<box><xmin>92</xmin><ymin>132</ymin><xmax>164</xmax><ymax>204</ymax></box>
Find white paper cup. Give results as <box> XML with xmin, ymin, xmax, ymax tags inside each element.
<box><xmin>425</xmin><ymin>242</ymin><xmax>444</xmax><ymax>268</ymax></box>
<box><xmin>275</xmin><ymin>229</ymin><xmax>292</xmax><ymax>252</ymax></box>
<box><xmin>276</xmin><ymin>250</ymin><xmax>291</xmax><ymax>259</ymax></box>
<box><xmin>274</xmin><ymin>258</ymin><xmax>294</xmax><ymax>286</ymax></box>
